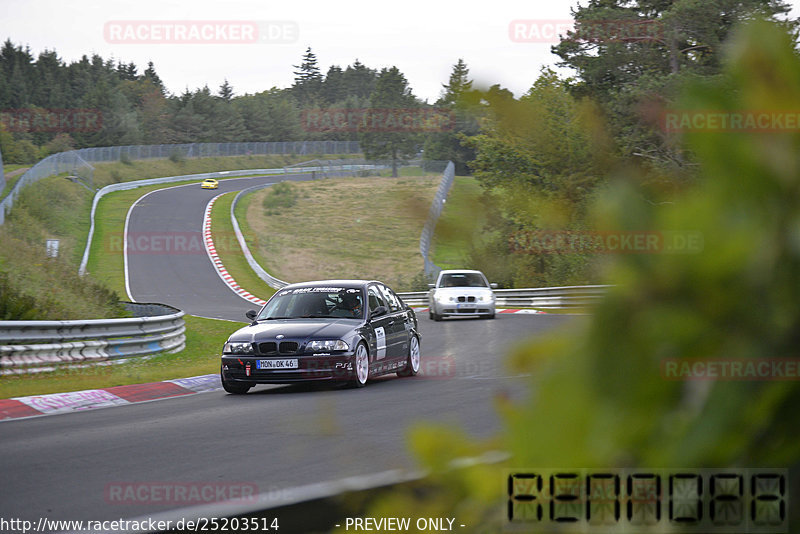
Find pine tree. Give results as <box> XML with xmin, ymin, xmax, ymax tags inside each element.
<box><xmin>424</xmin><ymin>59</ymin><xmax>480</xmax><ymax>174</ymax></box>
<box><xmin>321</xmin><ymin>65</ymin><xmax>345</xmax><ymax>104</ymax></box>
<box><xmin>342</xmin><ymin>60</ymin><xmax>377</xmax><ymax>99</ymax></box>
<box><xmin>143</xmin><ymin>62</ymin><xmax>165</xmax><ymax>94</ymax></box>
<box><xmin>437</xmin><ymin>58</ymin><xmax>472</xmax><ymax>107</ymax></box>
<box><xmin>292</xmin><ymin>47</ymin><xmax>322</xmax><ymax>105</ymax></box>
<box><xmin>218</xmin><ymin>79</ymin><xmax>234</xmax><ymax>101</ymax></box>
<box><xmin>359</xmin><ymin>66</ymin><xmax>420</xmax><ymax>177</ymax></box>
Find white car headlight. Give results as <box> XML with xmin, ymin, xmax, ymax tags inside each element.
<box><xmin>308</xmin><ymin>339</ymin><xmax>349</xmax><ymax>352</ymax></box>
<box><xmin>224</xmin><ymin>342</ymin><xmax>253</xmax><ymax>354</ymax></box>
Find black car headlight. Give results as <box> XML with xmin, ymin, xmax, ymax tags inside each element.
<box><xmin>223</xmin><ymin>342</ymin><xmax>254</xmax><ymax>355</ymax></box>
<box><xmin>307</xmin><ymin>340</ymin><xmax>349</xmax><ymax>352</ymax></box>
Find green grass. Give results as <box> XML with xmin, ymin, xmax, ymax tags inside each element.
<box><xmin>0</xmin><ymin>315</ymin><xmax>239</xmax><ymax>399</ymax></box>
<box><xmin>430</xmin><ymin>176</ymin><xmax>493</xmax><ymax>269</ymax></box>
<box><xmin>0</xmin><ymin>154</ymin><xmax>371</xmax><ymax>398</ymax></box>
<box><xmin>1</xmin><ymin>165</ymin><xmax>31</xmax><ymax>197</ymax></box>
<box><xmin>241</xmin><ymin>175</ymin><xmax>439</xmax><ymax>288</ymax></box>
<box><xmin>210</xmin><ymin>191</ymin><xmax>276</xmax><ymax>302</ymax></box>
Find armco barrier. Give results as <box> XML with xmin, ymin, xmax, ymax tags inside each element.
<box><xmin>0</xmin><ymin>145</ymin><xmax>5</xmax><ymax>193</ymax></box>
<box><xmin>0</xmin><ymin>302</ymin><xmax>185</xmax><ymax>375</ymax></box>
<box><xmin>397</xmin><ymin>285</ymin><xmax>611</xmax><ymax>309</ymax></box>
<box><xmin>230</xmin><ymin>183</ymin><xmax>289</xmax><ymax>289</ymax></box>
<box><xmin>420</xmin><ymin>161</ymin><xmax>455</xmax><ymax>277</ymax></box>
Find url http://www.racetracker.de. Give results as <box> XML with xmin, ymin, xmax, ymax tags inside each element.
<box><xmin>0</xmin><ymin>516</ymin><xmax>281</xmax><ymax>533</ymax></box>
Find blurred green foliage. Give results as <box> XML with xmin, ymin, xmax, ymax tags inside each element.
<box><xmin>359</xmin><ymin>20</ymin><xmax>800</xmax><ymax>530</ymax></box>
<box><xmin>463</xmin><ymin>69</ymin><xmax>611</xmax><ymax>287</ymax></box>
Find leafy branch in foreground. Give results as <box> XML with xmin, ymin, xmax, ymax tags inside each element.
<box><xmin>361</xmin><ymin>19</ymin><xmax>800</xmax><ymax>530</ymax></box>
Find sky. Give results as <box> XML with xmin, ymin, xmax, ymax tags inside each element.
<box><xmin>1</xmin><ymin>0</ymin><xmax>799</xmax><ymax>103</ymax></box>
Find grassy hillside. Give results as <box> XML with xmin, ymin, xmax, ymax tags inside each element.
<box><xmin>0</xmin><ymin>154</ymin><xmax>346</xmax><ymax>319</ymax></box>
<box><xmin>243</xmin><ymin>175</ymin><xmax>439</xmax><ymax>289</ymax></box>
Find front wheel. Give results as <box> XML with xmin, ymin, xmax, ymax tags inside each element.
<box><xmin>397</xmin><ymin>335</ymin><xmax>420</xmax><ymax>377</ymax></box>
<box><xmin>349</xmin><ymin>343</ymin><xmax>370</xmax><ymax>388</ymax></box>
<box><xmin>221</xmin><ymin>369</ymin><xmax>252</xmax><ymax>394</ymax></box>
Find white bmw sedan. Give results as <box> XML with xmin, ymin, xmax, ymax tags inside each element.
<box><xmin>428</xmin><ymin>269</ymin><xmax>497</xmax><ymax>321</ymax></box>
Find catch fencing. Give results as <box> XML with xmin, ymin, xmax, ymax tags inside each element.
<box><xmin>0</xmin><ymin>141</ymin><xmax>362</xmax><ymax>226</ymax></box>
<box><xmin>0</xmin><ymin>303</ymin><xmax>185</xmax><ymax>375</ymax></box>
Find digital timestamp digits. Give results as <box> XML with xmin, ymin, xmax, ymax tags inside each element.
<box><xmin>505</xmin><ymin>469</ymin><xmax>788</xmax><ymax>533</ymax></box>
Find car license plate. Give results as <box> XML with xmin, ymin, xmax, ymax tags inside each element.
<box><xmin>457</xmin><ymin>303</ymin><xmax>476</xmax><ymax>309</ymax></box>
<box><xmin>257</xmin><ymin>359</ymin><xmax>298</xmax><ymax>369</ymax></box>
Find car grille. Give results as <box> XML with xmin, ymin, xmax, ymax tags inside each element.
<box><xmin>258</xmin><ymin>341</ymin><xmax>299</xmax><ymax>355</ymax></box>
<box><xmin>457</xmin><ymin>296</ymin><xmax>476</xmax><ymax>303</ymax></box>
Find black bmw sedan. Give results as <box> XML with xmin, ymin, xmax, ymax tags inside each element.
<box><xmin>220</xmin><ymin>280</ymin><xmax>421</xmax><ymax>393</ymax></box>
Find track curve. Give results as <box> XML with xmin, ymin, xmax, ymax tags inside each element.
<box><xmin>0</xmin><ymin>172</ymin><xmax>577</xmax><ymax>530</ymax></box>
<box><xmin>125</xmin><ymin>174</ymin><xmax>313</xmax><ymax>321</ymax></box>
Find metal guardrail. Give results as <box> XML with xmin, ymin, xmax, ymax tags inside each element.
<box><xmin>230</xmin><ymin>183</ymin><xmax>290</xmax><ymax>290</ymax></box>
<box><xmin>0</xmin><ymin>302</ymin><xmax>185</xmax><ymax>375</ymax></box>
<box><xmin>397</xmin><ymin>285</ymin><xmax>611</xmax><ymax>309</ymax></box>
<box><xmin>420</xmin><ymin>161</ymin><xmax>455</xmax><ymax>277</ymax></box>
<box><xmin>0</xmin><ymin>145</ymin><xmax>5</xmax><ymax>193</ymax></box>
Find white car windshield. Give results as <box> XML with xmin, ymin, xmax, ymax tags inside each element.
<box><xmin>439</xmin><ymin>273</ymin><xmax>488</xmax><ymax>288</ymax></box>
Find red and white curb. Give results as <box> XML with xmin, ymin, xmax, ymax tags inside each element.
<box><xmin>0</xmin><ymin>374</ymin><xmax>221</xmax><ymax>421</ymax></box>
<box><xmin>203</xmin><ymin>195</ymin><xmax>267</xmax><ymax>307</ymax></box>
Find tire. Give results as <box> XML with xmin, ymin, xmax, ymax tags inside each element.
<box><xmin>397</xmin><ymin>335</ymin><xmax>420</xmax><ymax>377</ymax></box>
<box><xmin>482</xmin><ymin>313</ymin><xmax>495</xmax><ymax>320</ymax></box>
<box><xmin>349</xmin><ymin>343</ymin><xmax>370</xmax><ymax>388</ymax></box>
<box><xmin>221</xmin><ymin>369</ymin><xmax>252</xmax><ymax>395</ymax></box>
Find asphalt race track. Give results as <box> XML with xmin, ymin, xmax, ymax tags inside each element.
<box><xmin>0</xmin><ymin>175</ymin><xmax>576</xmax><ymax>530</ymax></box>
<box><xmin>124</xmin><ymin>174</ymin><xmax>316</xmax><ymax>320</ymax></box>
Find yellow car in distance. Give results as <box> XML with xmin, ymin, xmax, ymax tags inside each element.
<box><xmin>201</xmin><ymin>178</ymin><xmax>219</xmax><ymax>190</ymax></box>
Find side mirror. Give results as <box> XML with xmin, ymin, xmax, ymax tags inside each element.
<box><xmin>245</xmin><ymin>310</ymin><xmax>258</xmax><ymax>321</ymax></box>
<box><xmin>490</xmin><ymin>283</ymin><xmax>498</xmax><ymax>289</ymax></box>
<box><xmin>371</xmin><ymin>305</ymin><xmax>388</xmax><ymax>318</ymax></box>
<box><xmin>428</xmin><ymin>283</ymin><xmax>435</xmax><ymax>289</ymax></box>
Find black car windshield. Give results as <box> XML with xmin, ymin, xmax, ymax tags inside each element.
<box><xmin>439</xmin><ymin>273</ymin><xmax>488</xmax><ymax>288</ymax></box>
<box><xmin>257</xmin><ymin>287</ymin><xmax>364</xmax><ymax>320</ymax></box>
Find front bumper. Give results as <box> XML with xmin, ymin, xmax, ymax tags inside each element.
<box><xmin>432</xmin><ymin>302</ymin><xmax>495</xmax><ymax>317</ymax></box>
<box><xmin>221</xmin><ymin>353</ymin><xmax>356</xmax><ymax>384</ymax></box>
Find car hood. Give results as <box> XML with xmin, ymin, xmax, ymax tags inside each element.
<box><xmin>228</xmin><ymin>319</ymin><xmax>359</xmax><ymax>342</ymax></box>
